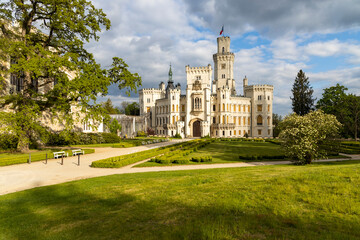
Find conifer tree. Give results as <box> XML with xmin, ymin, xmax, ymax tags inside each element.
<box><xmin>290</xmin><ymin>70</ymin><xmax>315</xmax><ymax>115</ymax></box>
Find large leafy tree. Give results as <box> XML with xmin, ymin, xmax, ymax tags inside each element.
<box><xmin>0</xmin><ymin>0</ymin><xmax>141</xmax><ymax>151</ymax></box>
<box><xmin>317</xmin><ymin>84</ymin><xmax>360</xmax><ymax>140</ymax></box>
<box><xmin>279</xmin><ymin>110</ymin><xmax>341</xmax><ymax>165</ymax></box>
<box><xmin>290</xmin><ymin>70</ymin><xmax>315</xmax><ymax>116</ymax></box>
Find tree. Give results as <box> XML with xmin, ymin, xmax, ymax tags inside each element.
<box><xmin>0</xmin><ymin>0</ymin><xmax>141</xmax><ymax>151</ymax></box>
<box><xmin>317</xmin><ymin>84</ymin><xmax>360</xmax><ymax>140</ymax></box>
<box><xmin>109</xmin><ymin>119</ymin><xmax>121</xmax><ymax>135</ymax></box>
<box><xmin>345</xmin><ymin>94</ymin><xmax>360</xmax><ymax>141</ymax></box>
<box><xmin>279</xmin><ymin>110</ymin><xmax>341</xmax><ymax>165</ymax></box>
<box><xmin>272</xmin><ymin>113</ymin><xmax>283</xmax><ymax>137</ymax></box>
<box><xmin>102</xmin><ymin>98</ymin><xmax>121</xmax><ymax>114</ymax></box>
<box><xmin>119</xmin><ymin>101</ymin><xmax>140</xmax><ymax>116</ymax></box>
<box><xmin>290</xmin><ymin>70</ymin><xmax>315</xmax><ymax>116</ymax></box>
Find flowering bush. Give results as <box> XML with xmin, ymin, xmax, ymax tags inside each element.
<box><xmin>279</xmin><ymin>110</ymin><xmax>341</xmax><ymax>164</ymax></box>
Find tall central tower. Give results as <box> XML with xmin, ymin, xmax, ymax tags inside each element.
<box><xmin>213</xmin><ymin>36</ymin><xmax>236</xmax><ymax>95</ymax></box>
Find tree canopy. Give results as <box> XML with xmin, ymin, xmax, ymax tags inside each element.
<box><xmin>290</xmin><ymin>70</ymin><xmax>315</xmax><ymax>116</ymax></box>
<box><xmin>0</xmin><ymin>0</ymin><xmax>141</xmax><ymax>151</ymax></box>
<box><xmin>279</xmin><ymin>110</ymin><xmax>341</xmax><ymax>165</ymax></box>
<box><xmin>317</xmin><ymin>84</ymin><xmax>360</xmax><ymax>140</ymax></box>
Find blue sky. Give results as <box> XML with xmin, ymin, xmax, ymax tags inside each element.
<box><xmin>87</xmin><ymin>0</ymin><xmax>360</xmax><ymax>116</ymax></box>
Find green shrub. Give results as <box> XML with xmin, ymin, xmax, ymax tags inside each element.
<box><xmin>191</xmin><ymin>156</ymin><xmax>212</xmax><ymax>162</ymax></box>
<box><xmin>0</xmin><ymin>134</ymin><xmax>19</xmax><ymax>150</ymax></box>
<box><xmin>173</xmin><ymin>133</ymin><xmax>182</xmax><ymax>138</ymax></box>
<box><xmin>101</xmin><ymin>133</ymin><xmax>120</xmax><ymax>143</ymax></box>
<box><xmin>172</xmin><ymin>159</ymin><xmax>189</xmax><ymax>164</ymax></box>
<box><xmin>137</xmin><ymin>131</ymin><xmax>147</xmax><ymax>137</ymax></box>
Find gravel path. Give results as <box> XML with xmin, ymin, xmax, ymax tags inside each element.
<box><xmin>1</xmin><ymin>142</ymin><xmax>359</xmax><ymax>196</ymax></box>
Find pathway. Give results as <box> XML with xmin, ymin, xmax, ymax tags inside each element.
<box><xmin>1</xmin><ymin>143</ymin><xmax>359</xmax><ymax>195</ymax></box>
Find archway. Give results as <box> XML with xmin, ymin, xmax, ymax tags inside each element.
<box><xmin>193</xmin><ymin>120</ymin><xmax>201</xmax><ymax>137</ymax></box>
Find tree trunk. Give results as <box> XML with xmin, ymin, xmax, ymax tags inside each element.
<box><xmin>17</xmin><ymin>132</ymin><xmax>30</xmax><ymax>152</ymax></box>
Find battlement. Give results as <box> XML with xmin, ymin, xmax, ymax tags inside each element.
<box><xmin>185</xmin><ymin>64</ymin><xmax>212</xmax><ymax>73</ymax></box>
<box><xmin>244</xmin><ymin>84</ymin><xmax>274</xmax><ymax>91</ymax></box>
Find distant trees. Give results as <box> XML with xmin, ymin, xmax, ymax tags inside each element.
<box><xmin>317</xmin><ymin>84</ymin><xmax>360</xmax><ymax>140</ymax></box>
<box><xmin>118</xmin><ymin>102</ymin><xmax>140</xmax><ymax>116</ymax></box>
<box><xmin>272</xmin><ymin>113</ymin><xmax>283</xmax><ymax>138</ymax></box>
<box><xmin>102</xmin><ymin>99</ymin><xmax>121</xmax><ymax>114</ymax></box>
<box><xmin>290</xmin><ymin>70</ymin><xmax>315</xmax><ymax>116</ymax></box>
<box><xmin>109</xmin><ymin>119</ymin><xmax>121</xmax><ymax>135</ymax></box>
<box><xmin>279</xmin><ymin>110</ymin><xmax>341</xmax><ymax>165</ymax></box>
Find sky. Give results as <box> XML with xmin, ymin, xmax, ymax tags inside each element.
<box><xmin>86</xmin><ymin>0</ymin><xmax>360</xmax><ymax>116</ymax></box>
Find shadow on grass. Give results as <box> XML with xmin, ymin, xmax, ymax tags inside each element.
<box><xmin>1</xmin><ymin>173</ymin><xmax>359</xmax><ymax>240</ymax></box>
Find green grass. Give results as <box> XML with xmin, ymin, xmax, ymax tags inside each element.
<box><xmin>1</xmin><ymin>161</ymin><xmax>360</xmax><ymax>239</ymax></box>
<box><xmin>136</xmin><ymin>140</ymin><xmax>286</xmax><ymax>167</ymax></box>
<box><xmin>0</xmin><ymin>149</ymin><xmax>95</xmax><ymax>166</ymax></box>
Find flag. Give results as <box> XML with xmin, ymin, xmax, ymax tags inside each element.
<box><xmin>220</xmin><ymin>26</ymin><xmax>224</xmax><ymax>35</ymax></box>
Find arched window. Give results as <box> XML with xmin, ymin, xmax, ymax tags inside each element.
<box><xmin>257</xmin><ymin>115</ymin><xmax>263</xmax><ymax>126</ymax></box>
<box><xmin>222</xmin><ymin>47</ymin><xmax>225</xmax><ymax>53</ymax></box>
<box><xmin>176</xmin><ymin>105</ymin><xmax>178</xmax><ymax>112</ymax></box>
<box><xmin>172</xmin><ymin>104</ymin><xmax>174</xmax><ymax>112</ymax></box>
<box><xmin>223</xmin><ymin>115</ymin><xmax>225</xmax><ymax>123</ymax></box>
<box><xmin>222</xmin><ymin>104</ymin><xmax>225</xmax><ymax>111</ymax></box>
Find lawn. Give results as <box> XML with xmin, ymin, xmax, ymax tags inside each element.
<box><xmin>136</xmin><ymin>140</ymin><xmax>286</xmax><ymax>167</ymax></box>
<box><xmin>1</xmin><ymin>161</ymin><xmax>359</xmax><ymax>239</ymax></box>
<box><xmin>0</xmin><ymin>148</ymin><xmax>95</xmax><ymax>166</ymax></box>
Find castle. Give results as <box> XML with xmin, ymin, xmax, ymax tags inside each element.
<box><xmin>139</xmin><ymin>36</ymin><xmax>273</xmax><ymax>138</ymax></box>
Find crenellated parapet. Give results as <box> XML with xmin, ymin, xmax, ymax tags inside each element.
<box><xmin>185</xmin><ymin>64</ymin><xmax>212</xmax><ymax>74</ymax></box>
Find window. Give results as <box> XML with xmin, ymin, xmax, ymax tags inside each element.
<box><xmin>213</xmin><ymin>117</ymin><xmax>216</xmax><ymax>123</ymax></box>
<box><xmin>213</xmin><ymin>105</ymin><xmax>216</xmax><ymax>111</ymax></box>
<box><xmin>248</xmin><ymin>130</ymin><xmax>250</xmax><ymax>135</ymax></box>
<box><xmin>173</xmin><ymin>116</ymin><xmax>175</xmax><ymax>124</ymax></box>
<box><xmin>267</xmin><ymin>117</ymin><xmax>271</xmax><ymax>125</ymax></box>
<box><xmin>230</xmin><ymin>131</ymin><xmax>232</xmax><ymax>136</ymax></box>
<box><xmin>258</xmin><ymin>95</ymin><xmax>262</xmax><ymax>100</ymax></box>
<box><xmin>222</xmin><ymin>104</ymin><xmax>225</xmax><ymax>111</ymax></box>
<box><xmin>223</xmin><ymin>116</ymin><xmax>225</xmax><ymax>123</ymax></box>
<box><xmin>243</xmin><ymin>105</ymin><xmax>245</xmax><ymax>112</ymax></box>
<box><xmin>248</xmin><ymin>117</ymin><xmax>250</xmax><ymax>125</ymax></box>
<box><xmin>233</xmin><ymin>105</ymin><xmax>236</xmax><ymax>112</ymax></box>
<box><xmin>182</xmin><ymin>105</ymin><xmax>185</xmax><ymax>112</ymax></box>
<box><xmin>222</xmin><ymin>74</ymin><xmax>225</xmax><ymax>79</ymax></box>
<box><xmin>196</xmin><ymin>76</ymin><xmax>201</xmax><ymax>80</ymax></box>
<box><xmin>194</xmin><ymin>97</ymin><xmax>201</xmax><ymax>109</ymax></box>
<box><xmin>258</xmin><ymin>129</ymin><xmax>262</xmax><ymax>135</ymax></box>
<box><xmin>238</xmin><ymin>130</ymin><xmax>241</xmax><ymax>136</ymax></box>
<box><xmin>268</xmin><ymin>129</ymin><xmax>271</xmax><ymax>135</ymax></box>
<box><xmin>223</xmin><ymin>131</ymin><xmax>225</xmax><ymax>136</ymax></box>
<box><xmin>216</xmin><ymin>131</ymin><xmax>218</xmax><ymax>136</ymax></box>
<box><xmin>268</xmin><ymin>96</ymin><xmax>270</xmax><ymax>100</ymax></box>
<box><xmin>227</xmin><ymin>104</ymin><xmax>229</xmax><ymax>111</ymax></box>
<box><xmin>181</xmin><ymin>116</ymin><xmax>185</xmax><ymax>121</ymax></box>
<box><xmin>257</xmin><ymin>115</ymin><xmax>263</xmax><ymax>126</ymax></box>
<box><xmin>248</xmin><ymin>106</ymin><xmax>250</xmax><ymax>112</ymax></box>
<box><xmin>243</xmin><ymin>117</ymin><xmax>246</xmax><ymax>125</ymax></box>
<box><xmin>244</xmin><ymin>130</ymin><xmax>246</xmax><ymax>136</ymax></box>
<box><xmin>176</xmin><ymin>116</ymin><xmax>179</xmax><ymax>121</ymax></box>
<box><xmin>222</xmin><ymin>94</ymin><xmax>225</xmax><ymax>99</ymax></box>
<box><xmin>172</xmin><ymin>104</ymin><xmax>174</xmax><ymax>112</ymax></box>
<box><xmin>176</xmin><ymin>105</ymin><xmax>178</xmax><ymax>112</ymax></box>
<box><xmin>233</xmin><ymin>117</ymin><xmax>236</xmax><ymax>125</ymax></box>
<box><xmin>147</xmin><ymin>98</ymin><xmax>150</xmax><ymax>103</ymax></box>
<box><xmin>257</xmin><ymin>105</ymin><xmax>262</xmax><ymax>111</ymax></box>
<box><xmin>227</xmin><ymin>116</ymin><xmax>229</xmax><ymax>123</ymax></box>
<box><xmin>222</xmin><ymin>47</ymin><xmax>225</xmax><ymax>53</ymax></box>
<box><xmin>268</xmin><ymin>105</ymin><xmax>270</xmax><ymax>112</ymax></box>
<box><xmin>146</xmin><ymin>107</ymin><xmax>150</xmax><ymax>113</ymax></box>
<box><xmin>221</xmin><ymin>64</ymin><xmax>226</xmax><ymax>69</ymax></box>
<box><xmin>172</xmin><ymin>95</ymin><xmax>175</xmax><ymax>100</ymax></box>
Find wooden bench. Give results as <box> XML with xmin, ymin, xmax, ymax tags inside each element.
<box><xmin>72</xmin><ymin>149</ymin><xmax>84</xmax><ymax>156</ymax></box>
<box><xmin>53</xmin><ymin>151</ymin><xmax>68</xmax><ymax>159</ymax></box>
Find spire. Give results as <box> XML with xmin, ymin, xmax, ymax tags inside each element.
<box><xmin>168</xmin><ymin>63</ymin><xmax>173</xmax><ymax>83</ymax></box>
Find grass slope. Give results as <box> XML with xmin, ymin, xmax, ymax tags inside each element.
<box><xmin>1</xmin><ymin>161</ymin><xmax>360</xmax><ymax>239</ymax></box>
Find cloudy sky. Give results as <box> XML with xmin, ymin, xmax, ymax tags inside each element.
<box><xmin>87</xmin><ymin>0</ymin><xmax>360</xmax><ymax>116</ymax></box>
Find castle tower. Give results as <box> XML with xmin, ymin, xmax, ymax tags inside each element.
<box><xmin>213</xmin><ymin>36</ymin><xmax>236</xmax><ymax>95</ymax></box>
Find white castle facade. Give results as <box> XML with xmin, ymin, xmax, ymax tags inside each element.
<box><xmin>139</xmin><ymin>36</ymin><xmax>273</xmax><ymax>138</ymax></box>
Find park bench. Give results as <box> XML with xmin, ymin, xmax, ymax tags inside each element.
<box><xmin>53</xmin><ymin>151</ymin><xmax>68</xmax><ymax>159</ymax></box>
<box><xmin>72</xmin><ymin>149</ymin><xmax>84</xmax><ymax>156</ymax></box>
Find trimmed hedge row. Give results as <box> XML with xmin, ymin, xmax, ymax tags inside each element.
<box><xmin>238</xmin><ymin>155</ymin><xmax>286</xmax><ymax>161</ymax></box>
<box><xmin>191</xmin><ymin>156</ymin><xmax>212</xmax><ymax>162</ymax></box>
